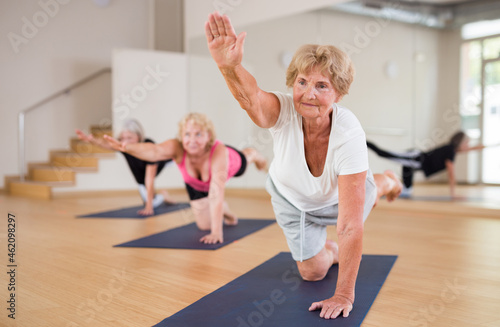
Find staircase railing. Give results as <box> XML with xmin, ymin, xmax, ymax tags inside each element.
<box><xmin>18</xmin><ymin>67</ymin><xmax>111</xmax><ymax>181</ymax></box>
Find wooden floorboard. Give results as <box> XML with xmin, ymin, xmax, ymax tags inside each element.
<box><xmin>0</xmin><ymin>184</ymin><xmax>499</xmax><ymax>326</ymax></box>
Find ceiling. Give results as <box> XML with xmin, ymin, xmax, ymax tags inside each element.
<box><xmin>329</xmin><ymin>0</ymin><xmax>500</xmax><ymax>29</ymax></box>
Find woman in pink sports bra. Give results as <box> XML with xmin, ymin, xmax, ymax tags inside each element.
<box><xmin>104</xmin><ymin>113</ymin><xmax>267</xmax><ymax>244</ymax></box>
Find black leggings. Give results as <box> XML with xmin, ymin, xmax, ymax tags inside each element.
<box><xmin>367</xmin><ymin>141</ymin><xmax>422</xmax><ymax>189</ymax></box>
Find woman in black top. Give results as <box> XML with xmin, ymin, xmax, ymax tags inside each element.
<box><xmin>76</xmin><ymin>119</ymin><xmax>175</xmax><ymax>215</ymax></box>
<box><xmin>367</xmin><ymin>131</ymin><xmax>490</xmax><ymax>198</ymax></box>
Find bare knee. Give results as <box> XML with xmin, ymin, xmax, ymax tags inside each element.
<box><xmin>190</xmin><ymin>199</ymin><xmax>211</xmax><ymax>230</ymax></box>
<box><xmin>193</xmin><ymin>210</ymin><xmax>211</xmax><ymax>230</ymax></box>
<box><xmin>195</xmin><ymin>221</ymin><xmax>210</xmax><ymax>231</ymax></box>
<box><xmin>297</xmin><ymin>263</ymin><xmax>328</xmax><ymax>281</ymax></box>
<box><xmin>241</xmin><ymin>147</ymin><xmax>255</xmax><ymax>161</ymax></box>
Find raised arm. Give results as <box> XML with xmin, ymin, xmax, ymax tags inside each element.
<box><xmin>458</xmin><ymin>143</ymin><xmax>500</xmax><ymax>152</ymax></box>
<box><xmin>205</xmin><ymin>12</ymin><xmax>280</xmax><ymax>128</ymax></box>
<box><xmin>76</xmin><ymin>129</ymin><xmax>114</xmax><ymax>151</ymax></box>
<box><xmin>458</xmin><ymin>144</ymin><xmax>486</xmax><ymax>152</ymax></box>
<box><xmin>103</xmin><ymin>135</ymin><xmax>182</xmax><ymax>163</ymax></box>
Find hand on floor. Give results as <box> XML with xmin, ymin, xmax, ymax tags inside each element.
<box><xmin>137</xmin><ymin>206</ymin><xmax>154</xmax><ymax>216</ymax></box>
<box><xmin>200</xmin><ymin>232</ymin><xmax>223</xmax><ymax>244</ymax></box>
<box><xmin>309</xmin><ymin>293</ymin><xmax>354</xmax><ymax>319</ymax></box>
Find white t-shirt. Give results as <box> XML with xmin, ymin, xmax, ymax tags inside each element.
<box><xmin>268</xmin><ymin>92</ymin><xmax>369</xmax><ymax>212</ymax></box>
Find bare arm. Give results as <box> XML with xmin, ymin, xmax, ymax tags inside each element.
<box><xmin>458</xmin><ymin>142</ymin><xmax>500</xmax><ymax>153</ymax></box>
<box><xmin>205</xmin><ymin>12</ymin><xmax>280</xmax><ymax>128</ymax></box>
<box><xmin>200</xmin><ymin>144</ymin><xmax>228</xmax><ymax>244</ymax></box>
<box><xmin>75</xmin><ymin>129</ymin><xmax>114</xmax><ymax>151</ymax></box>
<box><xmin>335</xmin><ymin>172</ymin><xmax>366</xmax><ymax>304</ymax></box>
<box><xmin>445</xmin><ymin>159</ymin><xmax>456</xmax><ymax>198</ymax></box>
<box><xmin>137</xmin><ymin>164</ymin><xmax>158</xmax><ymax>216</ymax></box>
<box><xmin>310</xmin><ymin>171</ymin><xmax>366</xmax><ymax>319</ymax></box>
<box><xmin>103</xmin><ymin>135</ymin><xmax>182</xmax><ymax>163</ymax></box>
<box><xmin>458</xmin><ymin>144</ymin><xmax>486</xmax><ymax>152</ymax></box>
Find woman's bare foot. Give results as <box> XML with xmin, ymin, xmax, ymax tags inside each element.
<box><xmin>224</xmin><ymin>212</ymin><xmax>238</xmax><ymax>225</ymax></box>
<box><xmin>160</xmin><ymin>190</ymin><xmax>176</xmax><ymax>204</ymax></box>
<box><xmin>243</xmin><ymin>148</ymin><xmax>268</xmax><ymax>172</ymax></box>
<box><xmin>223</xmin><ymin>201</ymin><xmax>238</xmax><ymax>225</ymax></box>
<box><xmin>254</xmin><ymin>153</ymin><xmax>268</xmax><ymax>172</ymax></box>
<box><xmin>384</xmin><ymin>170</ymin><xmax>402</xmax><ymax>202</ymax></box>
<box><xmin>325</xmin><ymin>240</ymin><xmax>339</xmax><ymax>265</ymax></box>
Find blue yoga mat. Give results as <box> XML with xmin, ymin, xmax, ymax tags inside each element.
<box><xmin>77</xmin><ymin>202</ymin><xmax>190</xmax><ymax>219</ymax></box>
<box><xmin>114</xmin><ymin>218</ymin><xmax>275</xmax><ymax>250</ymax></box>
<box><xmin>154</xmin><ymin>252</ymin><xmax>397</xmax><ymax>326</ymax></box>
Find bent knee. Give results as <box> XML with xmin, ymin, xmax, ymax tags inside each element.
<box><xmin>195</xmin><ymin>221</ymin><xmax>210</xmax><ymax>231</ymax></box>
<box><xmin>297</xmin><ymin>265</ymin><xmax>328</xmax><ymax>282</ymax></box>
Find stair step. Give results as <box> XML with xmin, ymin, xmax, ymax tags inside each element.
<box><xmin>57</xmin><ymin>150</ymin><xmax>115</xmax><ymax>159</ymax></box>
<box><xmin>28</xmin><ymin>162</ymin><xmax>99</xmax><ymax>174</ymax></box>
<box><xmin>5</xmin><ymin>176</ymin><xmax>75</xmax><ymax>200</ymax></box>
<box><xmin>51</xmin><ymin>152</ymin><xmax>99</xmax><ymax>168</ymax></box>
<box><xmin>9</xmin><ymin>181</ymin><xmax>52</xmax><ymax>200</ymax></box>
<box><xmin>90</xmin><ymin>125</ymin><xmax>113</xmax><ymax>138</ymax></box>
<box><xmin>70</xmin><ymin>138</ymin><xmax>114</xmax><ymax>154</ymax></box>
<box><xmin>29</xmin><ymin>164</ymin><xmax>76</xmax><ymax>182</ymax></box>
<box><xmin>65</xmin><ymin>166</ymin><xmax>99</xmax><ymax>173</ymax></box>
<box><xmin>90</xmin><ymin>124</ymin><xmax>112</xmax><ymax>131</ymax></box>
<box><xmin>91</xmin><ymin>131</ymin><xmax>113</xmax><ymax>138</ymax></box>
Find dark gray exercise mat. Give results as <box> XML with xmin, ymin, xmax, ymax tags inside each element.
<box><xmin>77</xmin><ymin>202</ymin><xmax>191</xmax><ymax>219</ymax></box>
<box><xmin>153</xmin><ymin>252</ymin><xmax>397</xmax><ymax>327</ymax></box>
<box><xmin>114</xmin><ymin>218</ymin><xmax>276</xmax><ymax>250</ymax></box>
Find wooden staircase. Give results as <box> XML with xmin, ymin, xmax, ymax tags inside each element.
<box><xmin>5</xmin><ymin>125</ymin><xmax>115</xmax><ymax>200</ymax></box>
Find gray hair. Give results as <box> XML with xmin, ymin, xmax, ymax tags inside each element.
<box><xmin>121</xmin><ymin>119</ymin><xmax>145</xmax><ymax>142</ymax></box>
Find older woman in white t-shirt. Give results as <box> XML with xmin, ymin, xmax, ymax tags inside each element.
<box><xmin>205</xmin><ymin>12</ymin><xmax>402</xmax><ymax>320</ymax></box>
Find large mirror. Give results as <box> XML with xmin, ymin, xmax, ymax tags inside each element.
<box><xmin>185</xmin><ymin>0</ymin><xmax>500</xmax><ymax>185</ymax></box>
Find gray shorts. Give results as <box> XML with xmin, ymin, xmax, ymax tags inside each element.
<box><xmin>265</xmin><ymin>170</ymin><xmax>377</xmax><ymax>262</ymax></box>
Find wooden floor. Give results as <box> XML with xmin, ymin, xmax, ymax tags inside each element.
<box><xmin>1</xmin><ymin>184</ymin><xmax>500</xmax><ymax>327</ymax></box>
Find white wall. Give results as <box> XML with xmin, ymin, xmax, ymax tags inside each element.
<box><xmin>111</xmin><ymin>48</ymin><xmax>188</xmax><ymax>189</ymax></box>
<box><xmin>154</xmin><ymin>0</ymin><xmax>184</xmax><ymax>52</ymax></box>
<box><xmin>184</xmin><ymin>0</ymin><xmax>346</xmax><ymax>45</ymax></box>
<box><xmin>0</xmin><ymin>0</ymin><xmax>150</xmax><ymax>188</ymax></box>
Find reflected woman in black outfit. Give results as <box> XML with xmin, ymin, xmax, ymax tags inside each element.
<box><xmin>367</xmin><ymin>131</ymin><xmax>491</xmax><ymax>198</ymax></box>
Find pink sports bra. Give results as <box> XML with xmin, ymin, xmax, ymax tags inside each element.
<box><xmin>177</xmin><ymin>140</ymin><xmax>242</xmax><ymax>192</ymax></box>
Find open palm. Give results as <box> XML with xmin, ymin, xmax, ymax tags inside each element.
<box><xmin>205</xmin><ymin>12</ymin><xmax>246</xmax><ymax>69</ymax></box>
<box><xmin>103</xmin><ymin>135</ymin><xmax>127</xmax><ymax>152</ymax></box>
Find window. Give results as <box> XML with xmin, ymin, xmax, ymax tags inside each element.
<box><xmin>461</xmin><ymin>22</ymin><xmax>500</xmax><ymax>184</ymax></box>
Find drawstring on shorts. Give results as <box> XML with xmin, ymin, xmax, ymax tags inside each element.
<box><xmin>300</xmin><ymin>211</ymin><xmax>305</xmax><ymax>262</ymax></box>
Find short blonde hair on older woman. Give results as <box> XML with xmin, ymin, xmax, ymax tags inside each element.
<box><xmin>177</xmin><ymin>112</ymin><xmax>217</xmax><ymax>148</ymax></box>
<box><xmin>285</xmin><ymin>44</ymin><xmax>355</xmax><ymax>98</ymax></box>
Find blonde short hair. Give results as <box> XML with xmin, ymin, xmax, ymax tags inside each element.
<box><xmin>177</xmin><ymin>112</ymin><xmax>216</xmax><ymax>148</ymax></box>
<box><xmin>121</xmin><ymin>119</ymin><xmax>145</xmax><ymax>142</ymax></box>
<box><xmin>286</xmin><ymin>44</ymin><xmax>355</xmax><ymax>97</ymax></box>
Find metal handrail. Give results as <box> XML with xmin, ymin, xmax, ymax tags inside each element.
<box><xmin>18</xmin><ymin>67</ymin><xmax>111</xmax><ymax>181</ymax></box>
